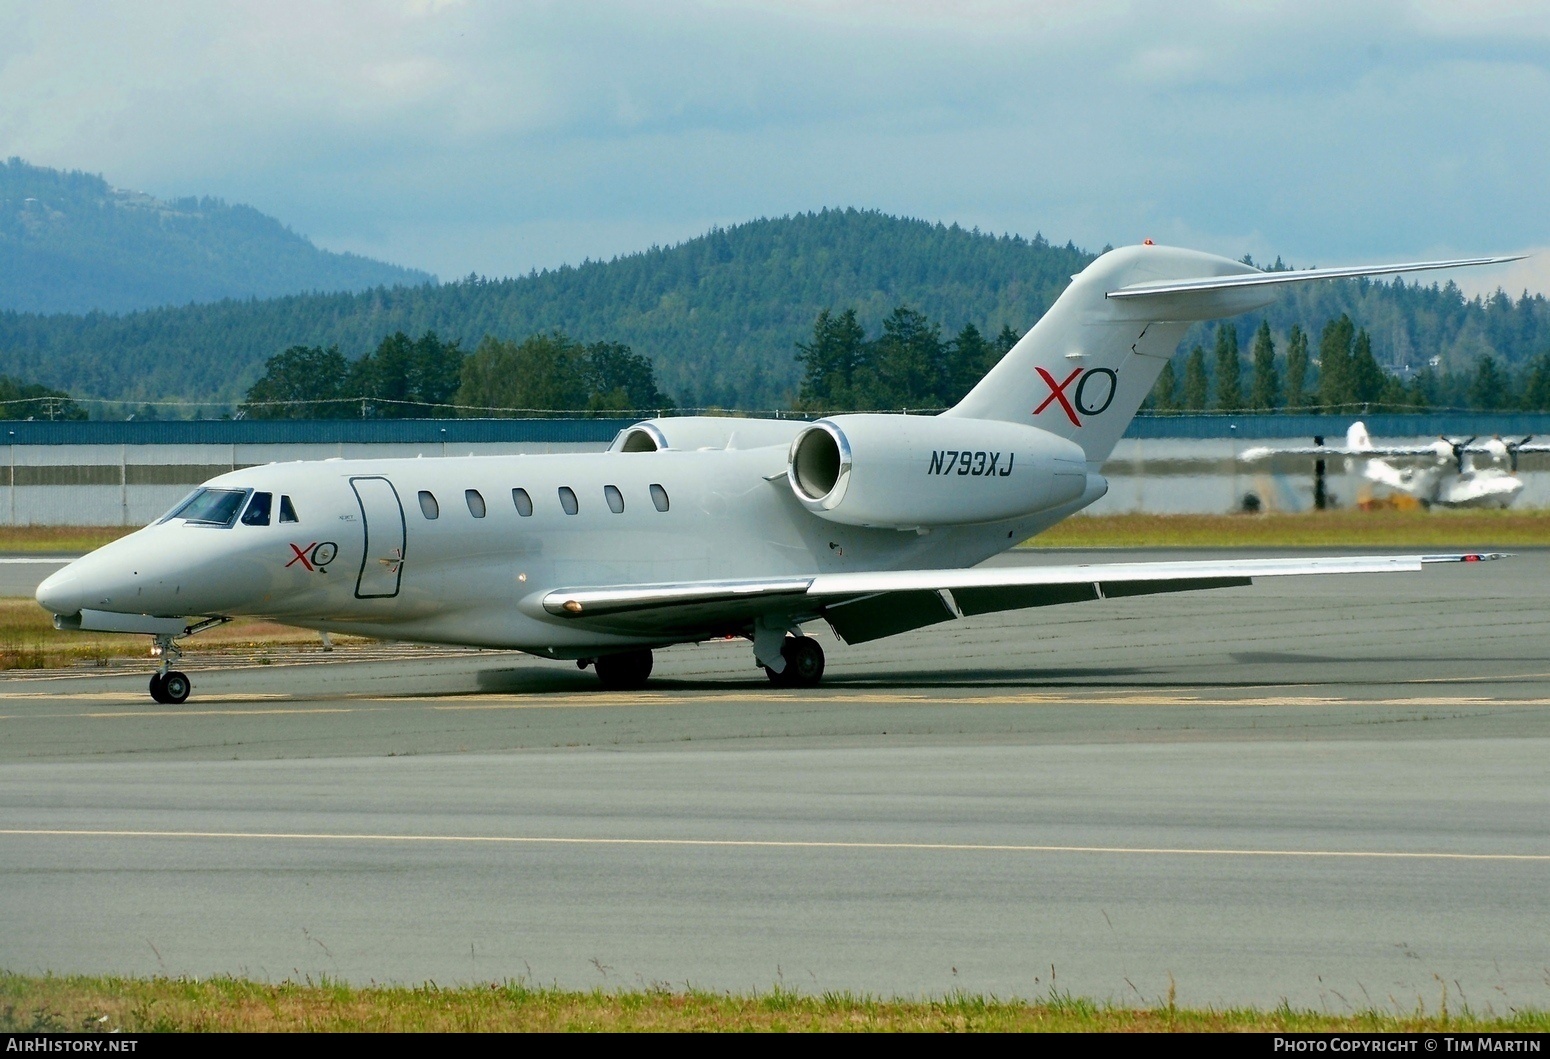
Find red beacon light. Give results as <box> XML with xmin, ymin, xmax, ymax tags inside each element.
<box><xmin>1143</xmin><ymin>238</ymin><xmax>1154</xmax><ymax>245</ymax></box>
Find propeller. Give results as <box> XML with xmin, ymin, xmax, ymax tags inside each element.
<box><xmin>1447</xmin><ymin>435</ymin><xmax>1477</xmax><ymax>473</ymax></box>
<box><xmin>1507</xmin><ymin>435</ymin><xmax>1534</xmax><ymax>472</ymax></box>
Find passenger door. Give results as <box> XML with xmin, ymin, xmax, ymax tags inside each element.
<box><xmin>351</xmin><ymin>476</ymin><xmax>406</xmax><ymax>599</ymax></box>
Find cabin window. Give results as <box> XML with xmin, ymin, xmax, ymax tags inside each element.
<box><xmin>558</xmin><ymin>486</ymin><xmax>579</xmax><ymax>515</ymax></box>
<box><xmin>604</xmin><ymin>484</ymin><xmax>624</xmax><ymax>513</ymax></box>
<box><xmin>650</xmin><ymin>483</ymin><xmax>670</xmax><ymax>512</ymax></box>
<box><xmin>466</xmin><ymin>489</ymin><xmax>487</xmax><ymax>518</ymax></box>
<box><xmin>241</xmin><ymin>491</ymin><xmax>273</xmax><ymax>526</ymax></box>
<box><xmin>279</xmin><ymin>495</ymin><xmax>299</xmax><ymax>523</ymax></box>
<box><xmin>419</xmin><ymin>490</ymin><xmax>439</xmax><ymax>519</ymax></box>
<box><xmin>512</xmin><ymin>488</ymin><xmax>533</xmax><ymax>517</ymax></box>
<box><xmin>164</xmin><ymin>487</ymin><xmax>249</xmax><ymax>528</ymax></box>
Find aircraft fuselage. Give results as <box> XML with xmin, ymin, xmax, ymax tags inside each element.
<box><xmin>37</xmin><ymin>445</ymin><xmax>1088</xmax><ymax>656</ymax></box>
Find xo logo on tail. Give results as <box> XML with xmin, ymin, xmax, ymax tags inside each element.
<box><xmin>1034</xmin><ymin>367</ymin><xmax>1117</xmax><ymax>427</ymax></box>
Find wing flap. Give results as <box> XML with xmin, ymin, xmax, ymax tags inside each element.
<box><xmin>952</xmin><ymin>581</ymin><xmax>1100</xmax><ymax>617</ymax></box>
<box><xmin>824</xmin><ymin>590</ymin><xmax>957</xmax><ymax>645</ymax></box>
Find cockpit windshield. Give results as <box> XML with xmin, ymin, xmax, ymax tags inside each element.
<box><xmin>160</xmin><ymin>487</ymin><xmax>251</xmax><ymax>528</ymax></box>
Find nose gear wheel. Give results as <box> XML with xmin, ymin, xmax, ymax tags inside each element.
<box><xmin>149</xmin><ymin>670</ymin><xmax>191</xmax><ymax>704</ymax></box>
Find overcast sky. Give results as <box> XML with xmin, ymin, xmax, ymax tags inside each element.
<box><xmin>3</xmin><ymin>1</ymin><xmax>1547</xmax><ymax>295</ymax></box>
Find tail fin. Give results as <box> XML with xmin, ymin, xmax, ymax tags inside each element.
<box><xmin>946</xmin><ymin>245</ymin><xmax>1522</xmax><ymax>465</ymax></box>
<box><xmin>1346</xmin><ymin>422</ymin><xmax>1373</xmax><ymax>452</ymax></box>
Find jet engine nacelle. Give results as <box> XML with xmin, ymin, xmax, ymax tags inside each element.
<box><xmin>787</xmin><ymin>414</ymin><xmax>1091</xmax><ymax>528</ymax></box>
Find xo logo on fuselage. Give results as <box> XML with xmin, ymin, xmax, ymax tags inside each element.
<box><xmin>1033</xmin><ymin>366</ymin><xmax>1117</xmax><ymax>427</ymax></box>
<box><xmin>285</xmin><ymin>541</ymin><xmax>338</xmax><ymax>573</ymax></box>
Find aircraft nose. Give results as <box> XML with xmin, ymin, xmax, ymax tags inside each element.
<box><xmin>36</xmin><ymin>568</ymin><xmax>83</xmax><ymax>616</ymax></box>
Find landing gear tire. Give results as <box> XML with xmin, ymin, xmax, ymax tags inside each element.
<box><xmin>594</xmin><ymin>649</ymin><xmax>653</xmax><ymax>690</ymax></box>
<box><xmin>765</xmin><ymin>636</ymin><xmax>825</xmax><ymax>688</ymax></box>
<box><xmin>149</xmin><ymin>670</ymin><xmax>190</xmax><ymax>704</ymax></box>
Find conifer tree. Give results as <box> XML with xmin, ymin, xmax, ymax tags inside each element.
<box><xmin>1318</xmin><ymin>315</ymin><xmax>1357</xmax><ymax>410</ymax></box>
<box><xmin>1350</xmin><ymin>328</ymin><xmax>1386</xmax><ymax>406</ymax></box>
<box><xmin>1150</xmin><ymin>359</ymin><xmax>1178</xmax><ymax>413</ymax></box>
<box><xmin>1284</xmin><ymin>325</ymin><xmax>1309</xmax><ymax>409</ymax></box>
<box><xmin>1182</xmin><ymin>345</ymin><xmax>1210</xmax><ymax>410</ymax></box>
<box><xmin>795</xmin><ymin>308</ymin><xmax>867</xmax><ymax>410</ymax></box>
<box><xmin>948</xmin><ymin>322</ymin><xmax>992</xmax><ymax>403</ymax></box>
<box><xmin>1520</xmin><ymin>353</ymin><xmax>1550</xmax><ymax>411</ymax></box>
<box><xmin>1248</xmin><ymin>320</ymin><xmax>1279</xmax><ymax>411</ymax></box>
<box><xmin>1213</xmin><ymin>325</ymin><xmax>1242</xmax><ymax>412</ymax></box>
<box><xmin>1470</xmin><ymin>354</ymin><xmax>1508</xmax><ymax>410</ymax></box>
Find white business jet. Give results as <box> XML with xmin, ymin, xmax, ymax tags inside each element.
<box><xmin>35</xmin><ymin>245</ymin><xmax>1518</xmax><ymax>703</ymax></box>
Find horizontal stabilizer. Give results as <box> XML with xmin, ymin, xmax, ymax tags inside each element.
<box><xmin>1107</xmin><ymin>255</ymin><xmax>1526</xmax><ymax>301</ymax></box>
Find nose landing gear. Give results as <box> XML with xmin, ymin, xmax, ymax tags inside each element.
<box><xmin>149</xmin><ymin>668</ymin><xmax>191</xmax><ymax>705</ymax></box>
<box><xmin>144</xmin><ymin>618</ymin><xmax>228</xmax><ymax>704</ymax></box>
<box><xmin>149</xmin><ymin>632</ymin><xmax>191</xmax><ymax>704</ymax></box>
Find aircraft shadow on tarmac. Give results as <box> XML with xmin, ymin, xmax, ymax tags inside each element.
<box><xmin>462</xmin><ymin>653</ymin><xmax>1517</xmax><ymax>697</ymax></box>
<box><xmin>471</xmin><ymin>663</ymin><xmax>1163</xmax><ymax>695</ymax></box>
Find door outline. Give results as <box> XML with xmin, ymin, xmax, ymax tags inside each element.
<box><xmin>351</xmin><ymin>476</ymin><xmax>406</xmax><ymax>599</ymax></box>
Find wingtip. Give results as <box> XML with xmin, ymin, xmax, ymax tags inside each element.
<box><xmin>1420</xmin><ymin>552</ymin><xmax>1512</xmax><ymax>564</ymax></box>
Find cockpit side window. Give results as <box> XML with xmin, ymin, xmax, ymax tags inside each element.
<box><xmin>279</xmin><ymin>495</ymin><xmax>299</xmax><ymax>523</ymax></box>
<box><xmin>163</xmin><ymin>487</ymin><xmax>250</xmax><ymax>528</ymax></box>
<box><xmin>241</xmin><ymin>492</ymin><xmax>273</xmax><ymax>526</ymax></box>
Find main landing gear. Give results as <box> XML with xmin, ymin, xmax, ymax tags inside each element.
<box><xmin>591</xmin><ymin>648</ymin><xmax>654</xmax><ymax>690</ymax></box>
<box><xmin>764</xmin><ymin>636</ymin><xmax>825</xmax><ymax>688</ymax></box>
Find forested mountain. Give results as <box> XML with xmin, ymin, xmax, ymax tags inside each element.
<box><xmin>0</xmin><ymin>206</ymin><xmax>1545</xmax><ymax>413</ymax></box>
<box><xmin>0</xmin><ymin>159</ymin><xmax>433</xmax><ymax>314</ymax></box>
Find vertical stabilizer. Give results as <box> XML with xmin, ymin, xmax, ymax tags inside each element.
<box><xmin>945</xmin><ymin>245</ymin><xmax>1272</xmax><ymax>464</ymax></box>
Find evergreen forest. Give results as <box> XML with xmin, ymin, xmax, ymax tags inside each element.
<box><xmin>1</xmin><ymin>207</ymin><xmax>1547</xmax><ymax>416</ymax></box>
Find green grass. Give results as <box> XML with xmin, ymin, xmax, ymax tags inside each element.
<box><xmin>6</xmin><ymin>512</ymin><xmax>1548</xmax><ymax>559</ymax></box>
<box><xmin>1028</xmin><ymin>510</ymin><xmax>1550</xmax><ymax>549</ymax></box>
<box><xmin>2</xmin><ymin>974</ymin><xmax>1545</xmax><ymax>1032</ymax></box>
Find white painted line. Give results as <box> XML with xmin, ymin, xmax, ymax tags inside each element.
<box><xmin>1</xmin><ymin>828</ymin><xmax>1545</xmax><ymax>862</ymax></box>
<box><xmin>0</xmin><ymin>557</ymin><xmax>74</xmax><ymax>564</ymax></box>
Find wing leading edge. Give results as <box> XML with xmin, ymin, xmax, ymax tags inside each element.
<box><xmin>537</xmin><ymin>553</ymin><xmax>1503</xmax><ymax>644</ymax></box>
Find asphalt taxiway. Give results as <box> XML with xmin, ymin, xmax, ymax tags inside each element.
<box><xmin>1</xmin><ymin>549</ymin><xmax>1547</xmax><ymax>1009</ymax></box>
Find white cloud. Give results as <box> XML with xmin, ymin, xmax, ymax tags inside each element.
<box><xmin>0</xmin><ymin>1</ymin><xmax>1546</xmax><ymax>287</ymax></box>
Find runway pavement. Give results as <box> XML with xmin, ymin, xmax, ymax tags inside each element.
<box><xmin>1</xmin><ymin>548</ymin><xmax>1548</xmax><ymax>1009</ymax></box>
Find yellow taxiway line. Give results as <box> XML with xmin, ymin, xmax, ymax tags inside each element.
<box><xmin>1</xmin><ymin>827</ymin><xmax>1544</xmax><ymax>862</ymax></box>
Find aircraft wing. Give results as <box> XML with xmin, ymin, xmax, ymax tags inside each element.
<box><xmin>537</xmin><ymin>552</ymin><xmax>1501</xmax><ymax>644</ymax></box>
<box><xmin>1240</xmin><ymin>444</ymin><xmax>1446</xmax><ymax>460</ymax></box>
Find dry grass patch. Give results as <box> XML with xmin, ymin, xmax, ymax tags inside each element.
<box><xmin>1029</xmin><ymin>510</ymin><xmax>1550</xmax><ymax>549</ymax></box>
<box><xmin>2</xmin><ymin>975</ymin><xmax>1546</xmax><ymax>1033</ymax></box>
<box><xmin>0</xmin><ymin>525</ymin><xmax>135</xmax><ymax>553</ymax></box>
<box><xmin>0</xmin><ymin>598</ymin><xmax>363</xmax><ymax>670</ymax></box>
